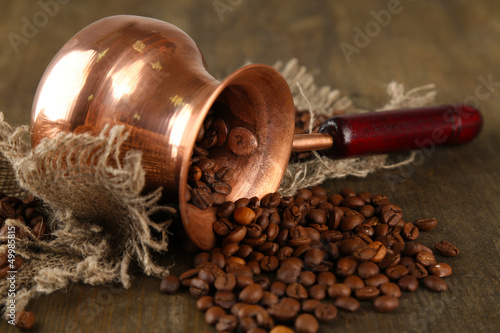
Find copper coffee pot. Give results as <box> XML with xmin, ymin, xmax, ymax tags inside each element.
<box><xmin>31</xmin><ymin>16</ymin><xmax>482</xmax><ymax>250</ymax></box>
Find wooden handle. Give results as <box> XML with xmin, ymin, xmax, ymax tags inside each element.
<box><xmin>318</xmin><ymin>104</ymin><xmax>482</xmax><ymax>159</ymax></box>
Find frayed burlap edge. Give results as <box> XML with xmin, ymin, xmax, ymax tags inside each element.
<box><xmin>0</xmin><ymin>116</ymin><xmax>176</xmax><ymax>319</ymax></box>
<box><xmin>274</xmin><ymin>59</ymin><xmax>437</xmax><ymax>195</ymax></box>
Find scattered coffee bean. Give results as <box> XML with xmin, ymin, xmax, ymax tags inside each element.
<box><xmin>422</xmin><ymin>276</ymin><xmax>448</xmax><ymax>292</ymax></box>
<box><xmin>295</xmin><ymin>313</ymin><xmax>319</xmax><ymax>333</ymax></box>
<box><xmin>374</xmin><ymin>295</ymin><xmax>399</xmax><ymax>312</ymax></box>
<box><xmin>435</xmin><ymin>240</ymin><xmax>459</xmax><ymax>257</ymax></box>
<box><xmin>159</xmin><ymin>275</ymin><xmax>180</xmax><ymax>294</ymax></box>
<box><xmin>15</xmin><ymin>310</ymin><xmax>35</xmax><ymax>330</ymax></box>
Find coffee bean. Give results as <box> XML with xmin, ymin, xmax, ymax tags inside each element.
<box><xmin>191</xmin><ymin>188</ymin><xmax>214</xmax><ymax>209</ymax></box>
<box><xmin>359</xmin><ymin>205</ymin><xmax>375</xmax><ymax>218</ymax></box>
<box><xmin>385</xmin><ymin>265</ymin><xmax>409</xmax><ymax>280</ymax></box>
<box><xmin>344</xmin><ymin>275</ymin><xmax>365</xmax><ymax>290</ymax></box>
<box><xmin>286</xmin><ymin>282</ymin><xmax>308</xmax><ymax>300</ymax></box>
<box><xmin>340</xmin><ymin>215</ymin><xmax>365</xmax><ymax>232</ymax></box>
<box><xmin>214</xmin><ymin>273</ymin><xmax>236</xmax><ymax>291</ymax></box>
<box><xmin>298</xmin><ymin>271</ymin><xmax>316</xmax><ymax>286</ymax></box>
<box><xmin>224</xmin><ymin>226</ymin><xmax>247</xmax><ymax>244</ymax></box>
<box><xmin>374</xmin><ymin>295</ymin><xmax>399</xmax><ymax>312</ymax></box>
<box><xmin>228</xmin><ymin>127</ymin><xmax>258</xmax><ymax>156</ymax></box>
<box><xmin>379</xmin><ymin>282</ymin><xmax>401</xmax><ymax>298</ymax></box>
<box><xmin>428</xmin><ymin>263</ymin><xmax>452</xmax><ymax>278</ymax></box>
<box><xmin>15</xmin><ymin>310</ymin><xmax>35</xmax><ymax>330</ymax></box>
<box><xmin>341</xmin><ymin>196</ymin><xmax>365</xmax><ymax>209</ymax></box>
<box><xmin>294</xmin><ymin>313</ymin><xmax>319</xmax><ymax>333</ymax></box>
<box><xmin>233</xmin><ymin>207</ymin><xmax>256</xmax><ymax>225</ymax></box>
<box><xmin>197</xmin><ymin>295</ymin><xmax>215</xmax><ymax>311</ymax></box>
<box><xmin>353</xmin><ymin>246</ymin><xmax>377</xmax><ymax>261</ymax></box>
<box><xmin>269</xmin><ymin>298</ymin><xmax>301</xmax><ymax>322</ymax></box>
<box><xmin>397</xmin><ymin>275</ymin><xmax>419</xmax><ymax>292</ymax></box>
<box><xmin>334</xmin><ymin>296</ymin><xmax>360</xmax><ymax>312</ymax></box>
<box><xmin>364</xmin><ymin>273</ymin><xmax>390</xmax><ymax>288</ymax></box>
<box><xmin>216</xmin><ymin>166</ymin><xmax>236</xmax><ymax>182</ymax></box>
<box><xmin>414</xmin><ymin>218</ymin><xmax>438</xmax><ymax>231</ymax></box>
<box><xmin>336</xmin><ymin>257</ymin><xmax>359</xmax><ymax>277</ymax></box>
<box><xmin>210</xmin><ymin>117</ymin><xmax>228</xmax><ymax>146</ymax></box>
<box><xmin>422</xmin><ymin>276</ymin><xmax>448</xmax><ymax>292</ymax></box>
<box><xmin>214</xmin><ymin>291</ymin><xmax>236</xmax><ymax>309</ymax></box>
<box><xmin>159</xmin><ymin>275</ymin><xmax>180</xmax><ymax>294</ymax></box>
<box><xmin>270</xmin><ymin>326</ymin><xmax>295</xmax><ymax>333</ymax></box>
<box><xmin>213</xmin><ymin>219</ymin><xmax>233</xmax><ymax>237</ymax></box>
<box><xmin>308</xmin><ymin>284</ymin><xmax>326</xmax><ymax>301</ymax></box>
<box><xmin>302</xmin><ymin>299</ymin><xmax>321</xmax><ymax>313</ymax></box>
<box><xmin>415</xmin><ymin>251</ymin><xmax>436</xmax><ymax>267</ymax></box>
<box><xmin>402</xmin><ymin>222</ymin><xmax>419</xmax><ymax>240</ymax></box>
<box><xmin>355</xmin><ymin>286</ymin><xmax>380</xmax><ymax>300</ymax></box>
<box><xmin>435</xmin><ymin>240</ymin><xmax>459</xmax><ymax>257</ymax></box>
<box><xmin>239</xmin><ymin>283</ymin><xmax>264</xmax><ymax>303</ymax></box>
<box><xmin>190</xmin><ymin>278</ymin><xmax>210</xmax><ymax>299</ymax></box>
<box><xmin>216</xmin><ymin>314</ymin><xmax>238</xmax><ymax>332</ymax></box>
<box><xmin>368</xmin><ymin>241</ymin><xmax>387</xmax><ymax>262</ymax></box>
<box><xmin>314</xmin><ymin>303</ymin><xmax>338</xmax><ymax>323</ymax></box>
<box><xmin>408</xmin><ymin>263</ymin><xmax>428</xmax><ymax>279</ymax></box>
<box><xmin>327</xmin><ymin>283</ymin><xmax>351</xmax><ymax>298</ymax></box>
<box><xmin>357</xmin><ymin>261</ymin><xmax>380</xmax><ymax>279</ymax></box>
<box><xmin>205</xmin><ymin>305</ymin><xmax>226</xmax><ymax>325</ymax></box>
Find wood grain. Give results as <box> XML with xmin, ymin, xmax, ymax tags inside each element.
<box><xmin>1</xmin><ymin>0</ymin><xmax>499</xmax><ymax>332</ymax></box>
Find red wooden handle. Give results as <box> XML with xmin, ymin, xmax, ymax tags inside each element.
<box><xmin>318</xmin><ymin>104</ymin><xmax>482</xmax><ymax>158</ymax></box>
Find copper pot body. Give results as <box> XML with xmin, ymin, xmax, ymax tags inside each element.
<box><xmin>31</xmin><ymin>15</ymin><xmax>295</xmax><ymax>250</ymax></box>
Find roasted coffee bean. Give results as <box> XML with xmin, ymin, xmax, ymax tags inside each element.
<box><xmin>404</xmin><ymin>241</ymin><xmax>426</xmax><ymax>257</ymax></box>
<box><xmin>270</xmin><ymin>326</ymin><xmax>295</xmax><ymax>333</ymax></box>
<box><xmin>213</xmin><ymin>219</ymin><xmax>233</xmax><ymax>236</ymax></box>
<box><xmin>316</xmin><ymin>272</ymin><xmax>336</xmax><ymax>287</ymax></box>
<box><xmin>216</xmin><ymin>166</ymin><xmax>236</xmax><ymax>182</ymax></box>
<box><xmin>210</xmin><ymin>252</ymin><xmax>226</xmax><ymax>269</ymax></box>
<box><xmin>308</xmin><ymin>284</ymin><xmax>326</xmax><ymax>300</ymax></box>
<box><xmin>214</xmin><ymin>291</ymin><xmax>236</xmax><ymax>309</ymax></box>
<box><xmin>295</xmin><ymin>313</ymin><xmax>319</xmax><ymax>333</ymax></box>
<box><xmin>378</xmin><ymin>252</ymin><xmax>401</xmax><ymax>270</ymax></box>
<box><xmin>214</xmin><ymin>273</ymin><xmax>236</xmax><ymax>291</ymax></box>
<box><xmin>365</xmin><ymin>274</ymin><xmax>390</xmax><ymax>288</ymax></box>
<box><xmin>239</xmin><ymin>283</ymin><xmax>264</xmax><ymax>304</ymax></box>
<box><xmin>343</xmin><ymin>275</ymin><xmax>364</xmax><ymax>290</ymax></box>
<box><xmin>353</xmin><ymin>246</ymin><xmax>377</xmax><ymax>261</ymax></box>
<box><xmin>374</xmin><ymin>223</ymin><xmax>389</xmax><ymax>237</ymax></box>
<box><xmin>341</xmin><ymin>196</ymin><xmax>365</xmax><ymax>209</ymax></box>
<box><xmin>191</xmin><ymin>188</ymin><xmax>214</xmax><ymax>209</ymax></box>
<box><xmin>233</xmin><ymin>207</ymin><xmax>256</xmax><ymax>225</ymax></box>
<box><xmin>269</xmin><ymin>298</ymin><xmax>301</xmax><ymax>322</ymax></box>
<box><xmin>368</xmin><ymin>241</ymin><xmax>387</xmax><ymax>262</ymax></box>
<box><xmin>216</xmin><ymin>314</ymin><xmax>238</xmax><ymax>332</ymax></box>
<box><xmin>357</xmin><ymin>261</ymin><xmax>380</xmax><ymax>279</ymax></box>
<box><xmin>190</xmin><ymin>278</ymin><xmax>210</xmax><ymax>299</ymax></box>
<box><xmin>371</xmin><ymin>194</ymin><xmax>390</xmax><ymax>206</ymax></box>
<box><xmin>286</xmin><ymin>282</ymin><xmax>308</xmax><ymax>300</ymax></box>
<box><xmin>224</xmin><ymin>226</ymin><xmax>247</xmax><ymax>244</ymax></box>
<box><xmin>159</xmin><ymin>275</ymin><xmax>180</xmax><ymax>294</ymax></box>
<box><xmin>197</xmin><ymin>295</ymin><xmax>215</xmax><ymax>311</ymax></box>
<box><xmin>217</xmin><ymin>201</ymin><xmax>236</xmax><ymax>218</ymax></box>
<box><xmin>355</xmin><ymin>286</ymin><xmax>380</xmax><ymax>300</ymax></box>
<box><xmin>428</xmin><ymin>263</ymin><xmax>452</xmax><ymax>277</ymax></box>
<box><xmin>205</xmin><ymin>305</ymin><xmax>226</xmax><ymax>325</ymax></box>
<box><xmin>228</xmin><ymin>127</ymin><xmax>258</xmax><ymax>156</ymax></box>
<box><xmin>380</xmin><ymin>209</ymin><xmax>402</xmax><ymax>227</ymax></box>
<box><xmin>307</xmin><ymin>209</ymin><xmax>327</xmax><ymax>224</ymax></box>
<box><xmin>385</xmin><ymin>265</ymin><xmax>409</xmax><ymax>280</ymax></box>
<box><xmin>408</xmin><ymin>263</ymin><xmax>428</xmax><ymax>279</ymax></box>
<box><xmin>402</xmin><ymin>222</ymin><xmax>419</xmax><ymax>240</ymax></box>
<box><xmin>244</xmin><ymin>234</ymin><xmax>267</xmax><ymax>248</ymax></box>
<box><xmin>415</xmin><ymin>251</ymin><xmax>436</xmax><ymax>267</ymax></box>
<box><xmin>246</xmin><ymin>224</ymin><xmax>263</xmax><ymax>238</ymax></box>
<box><xmin>15</xmin><ymin>310</ymin><xmax>35</xmax><ymax>330</ymax></box>
<box><xmin>339</xmin><ymin>238</ymin><xmax>367</xmax><ymax>255</ymax></box>
<box><xmin>400</xmin><ymin>256</ymin><xmax>415</xmax><ymax>267</ymax></box>
<box><xmin>422</xmin><ymin>276</ymin><xmax>448</xmax><ymax>292</ymax></box>
<box><xmin>359</xmin><ymin>205</ymin><xmax>375</xmax><ymax>218</ymax></box>
<box><xmin>374</xmin><ymin>295</ymin><xmax>399</xmax><ymax>312</ymax></box>
<box><xmin>340</xmin><ymin>215</ymin><xmax>365</xmax><ymax>232</ymax></box>
<box><xmin>327</xmin><ymin>283</ymin><xmax>351</xmax><ymax>298</ymax></box>
<box><xmin>298</xmin><ymin>271</ymin><xmax>316</xmax><ymax>286</ymax></box>
<box><xmin>334</xmin><ymin>296</ymin><xmax>360</xmax><ymax>312</ymax></box>
<box><xmin>260</xmin><ymin>256</ymin><xmax>279</xmax><ymax>272</ymax></box>
<box><xmin>321</xmin><ymin>230</ymin><xmax>343</xmax><ymax>244</ymax></box>
<box><xmin>398</xmin><ymin>275</ymin><xmax>419</xmax><ymax>292</ymax></box>
<box><xmin>270</xmin><ymin>281</ymin><xmax>287</xmax><ymax>297</ymax></box>
<box><xmin>210</xmin><ymin>117</ymin><xmax>228</xmax><ymax>146</ymax></box>
<box><xmin>414</xmin><ymin>218</ymin><xmax>438</xmax><ymax>231</ymax></box>
<box><xmin>379</xmin><ymin>282</ymin><xmax>401</xmax><ymax>298</ymax></box>
<box><xmin>314</xmin><ymin>303</ymin><xmax>338</xmax><ymax>323</ymax></box>
<box><xmin>435</xmin><ymin>240</ymin><xmax>459</xmax><ymax>257</ymax></box>
<box><xmin>245</xmin><ymin>261</ymin><xmax>260</xmax><ymax>276</ymax></box>
<box><xmin>336</xmin><ymin>257</ymin><xmax>359</xmax><ymax>277</ymax></box>
<box><xmin>302</xmin><ymin>299</ymin><xmax>321</xmax><ymax>313</ymax></box>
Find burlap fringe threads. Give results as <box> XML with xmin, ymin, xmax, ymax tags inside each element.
<box><xmin>0</xmin><ymin>58</ymin><xmax>436</xmax><ymax>318</ymax></box>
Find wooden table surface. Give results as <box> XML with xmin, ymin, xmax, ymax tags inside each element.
<box><xmin>1</xmin><ymin>1</ymin><xmax>499</xmax><ymax>332</ymax></box>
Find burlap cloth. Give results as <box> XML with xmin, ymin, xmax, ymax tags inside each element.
<box><xmin>0</xmin><ymin>59</ymin><xmax>436</xmax><ymax>318</ymax></box>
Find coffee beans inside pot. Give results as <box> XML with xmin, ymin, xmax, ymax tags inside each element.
<box><xmin>160</xmin><ymin>185</ymin><xmax>459</xmax><ymax>332</ymax></box>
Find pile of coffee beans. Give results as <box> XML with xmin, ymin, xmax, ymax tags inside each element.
<box><xmin>0</xmin><ymin>193</ymin><xmax>47</xmax><ymax>330</ymax></box>
<box><xmin>187</xmin><ymin>108</ymin><xmax>261</xmax><ymax>210</ymax></box>
<box><xmin>160</xmin><ymin>187</ymin><xmax>459</xmax><ymax>332</ymax></box>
